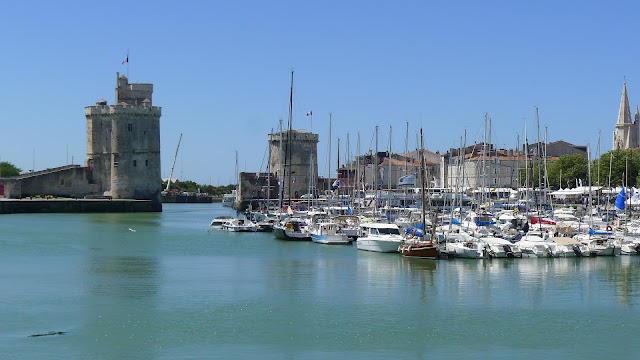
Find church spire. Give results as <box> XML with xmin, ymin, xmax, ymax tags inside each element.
<box><xmin>617</xmin><ymin>80</ymin><xmax>632</xmax><ymax>125</ymax></box>
<box><xmin>635</xmin><ymin>105</ymin><xmax>640</xmax><ymax>124</ymax></box>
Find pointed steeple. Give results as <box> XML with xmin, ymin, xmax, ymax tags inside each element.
<box><xmin>617</xmin><ymin>81</ymin><xmax>632</xmax><ymax>125</ymax></box>
<box><xmin>635</xmin><ymin>105</ymin><xmax>640</xmax><ymax>124</ymax></box>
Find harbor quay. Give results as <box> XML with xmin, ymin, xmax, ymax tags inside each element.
<box><xmin>0</xmin><ymin>198</ymin><xmax>160</xmax><ymax>214</ymax></box>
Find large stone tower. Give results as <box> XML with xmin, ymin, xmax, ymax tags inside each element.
<box><xmin>613</xmin><ymin>81</ymin><xmax>639</xmax><ymax>150</ymax></box>
<box><xmin>268</xmin><ymin>130</ymin><xmax>319</xmax><ymax>199</ymax></box>
<box><xmin>84</xmin><ymin>73</ymin><xmax>162</xmax><ymax>206</ymax></box>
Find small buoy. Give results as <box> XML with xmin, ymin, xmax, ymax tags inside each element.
<box><xmin>128</xmin><ymin>228</ymin><xmax>136</xmax><ymax>232</ymax></box>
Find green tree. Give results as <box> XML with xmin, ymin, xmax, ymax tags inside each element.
<box><xmin>0</xmin><ymin>161</ymin><xmax>22</xmax><ymax>177</ymax></box>
<box><xmin>162</xmin><ymin>179</ymin><xmax>236</xmax><ymax>196</ymax></box>
<box><xmin>591</xmin><ymin>149</ymin><xmax>640</xmax><ymax>187</ymax></box>
<box><xmin>547</xmin><ymin>154</ymin><xmax>588</xmax><ymax>189</ymax></box>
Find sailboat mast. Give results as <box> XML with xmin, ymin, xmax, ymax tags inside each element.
<box><xmin>286</xmin><ymin>69</ymin><xmax>294</xmax><ymax>205</ymax></box>
<box><xmin>337</xmin><ymin>137</ymin><xmax>340</xmax><ymax>200</ymax></box>
<box><xmin>165</xmin><ymin>132</ymin><xmax>182</xmax><ymax>191</ymax></box>
<box><xmin>388</xmin><ymin>125</ymin><xmax>392</xmax><ymax>209</ymax></box>
<box><xmin>235</xmin><ymin>150</ymin><xmax>239</xmax><ymax>194</ymax></box>
<box><xmin>419</xmin><ymin>128</ymin><xmax>427</xmax><ymax>240</ymax></box>
<box><xmin>482</xmin><ymin>113</ymin><xmax>488</xmax><ymax>208</ymax></box>
<box><xmin>346</xmin><ymin>133</ymin><xmax>351</xmax><ymax>206</ymax></box>
<box><xmin>278</xmin><ymin>118</ymin><xmax>284</xmax><ymax>211</ymax></box>
<box><xmin>328</xmin><ymin>112</ymin><xmax>332</xmax><ymax>200</ymax></box>
<box><xmin>357</xmin><ymin>132</ymin><xmax>361</xmax><ymax>208</ymax></box>
<box><xmin>587</xmin><ymin>144</ymin><xmax>593</xmax><ymax>228</ymax></box>
<box><xmin>524</xmin><ymin>122</ymin><xmax>530</xmax><ymax>214</ymax></box>
<box><xmin>544</xmin><ymin>126</ymin><xmax>550</xmax><ymax>209</ymax></box>
<box><xmin>267</xmin><ymin>128</ymin><xmax>272</xmax><ymax>208</ymax></box>
<box><xmin>374</xmin><ymin>125</ymin><xmax>379</xmax><ymax>216</ymax></box>
<box><xmin>536</xmin><ymin>107</ymin><xmax>542</xmax><ymax>208</ymax></box>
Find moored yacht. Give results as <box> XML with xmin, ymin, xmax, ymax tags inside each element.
<box><xmin>356</xmin><ymin>222</ymin><xmax>403</xmax><ymax>253</ymax></box>
<box><xmin>482</xmin><ymin>236</ymin><xmax>522</xmax><ymax>258</ymax></box>
<box><xmin>209</xmin><ymin>215</ymin><xmax>235</xmax><ymax>229</ymax></box>
<box><xmin>273</xmin><ymin>217</ymin><xmax>311</xmax><ymax>241</ymax></box>
<box><xmin>221</xmin><ymin>190</ymin><xmax>236</xmax><ymax>207</ymax></box>
<box><xmin>222</xmin><ymin>218</ymin><xmax>257</xmax><ymax>232</ymax></box>
<box><xmin>310</xmin><ymin>221</ymin><xmax>350</xmax><ymax>245</ymax></box>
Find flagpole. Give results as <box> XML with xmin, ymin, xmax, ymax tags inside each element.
<box><xmin>126</xmin><ymin>48</ymin><xmax>129</xmax><ymax>79</ymax></box>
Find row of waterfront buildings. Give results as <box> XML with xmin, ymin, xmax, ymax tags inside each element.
<box><xmin>236</xmin><ymin>80</ymin><xmax>637</xmax><ymax>209</ymax></box>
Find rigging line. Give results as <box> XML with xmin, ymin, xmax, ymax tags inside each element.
<box><xmin>367</xmin><ymin>127</ymin><xmax>376</xmax><ymax>153</ymax></box>
<box><xmin>259</xmin><ymin>142</ymin><xmax>269</xmax><ymax>173</ymax></box>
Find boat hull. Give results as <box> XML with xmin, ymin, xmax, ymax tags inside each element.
<box><xmin>311</xmin><ymin>234</ymin><xmax>351</xmax><ymax>245</ymax></box>
<box><xmin>398</xmin><ymin>242</ymin><xmax>439</xmax><ymax>259</ymax></box>
<box><xmin>356</xmin><ymin>239</ymin><xmax>400</xmax><ymax>253</ymax></box>
<box><xmin>273</xmin><ymin>226</ymin><xmax>311</xmax><ymax>241</ymax></box>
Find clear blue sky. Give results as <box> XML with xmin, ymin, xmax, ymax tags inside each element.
<box><xmin>1</xmin><ymin>0</ymin><xmax>638</xmax><ymax>185</ymax></box>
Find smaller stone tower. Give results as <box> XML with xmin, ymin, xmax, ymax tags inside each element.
<box><xmin>85</xmin><ymin>73</ymin><xmax>162</xmax><ymax>206</ymax></box>
<box><xmin>268</xmin><ymin>130</ymin><xmax>319</xmax><ymax>199</ymax></box>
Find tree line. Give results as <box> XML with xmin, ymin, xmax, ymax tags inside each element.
<box><xmin>162</xmin><ymin>179</ymin><xmax>235</xmax><ymax>197</ymax></box>
<box><xmin>521</xmin><ymin>149</ymin><xmax>640</xmax><ymax>189</ymax></box>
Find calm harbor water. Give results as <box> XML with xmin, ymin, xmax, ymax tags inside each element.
<box><xmin>1</xmin><ymin>203</ymin><xmax>639</xmax><ymax>359</ymax></box>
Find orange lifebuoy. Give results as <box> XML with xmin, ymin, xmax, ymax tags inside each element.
<box><xmin>606</xmin><ymin>225</ymin><xmax>613</xmax><ymax>232</ymax></box>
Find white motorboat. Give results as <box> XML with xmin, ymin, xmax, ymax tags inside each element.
<box><xmin>574</xmin><ymin>234</ymin><xmax>620</xmax><ymax>256</ymax></box>
<box><xmin>310</xmin><ymin>221</ymin><xmax>350</xmax><ymax>245</ymax></box>
<box><xmin>222</xmin><ymin>218</ymin><xmax>257</xmax><ymax>232</ymax></box>
<box><xmin>551</xmin><ymin>236</ymin><xmax>591</xmax><ymax>257</ymax></box>
<box><xmin>334</xmin><ymin>215</ymin><xmax>361</xmax><ymax>239</ymax></box>
<box><xmin>273</xmin><ymin>218</ymin><xmax>311</xmax><ymax>241</ymax></box>
<box><xmin>209</xmin><ymin>215</ymin><xmax>235</xmax><ymax>229</ymax></box>
<box><xmin>443</xmin><ymin>231</ymin><xmax>484</xmax><ymax>259</ymax></box>
<box><xmin>482</xmin><ymin>236</ymin><xmax>522</xmax><ymax>258</ymax></box>
<box><xmin>517</xmin><ymin>232</ymin><xmax>559</xmax><ymax>258</ymax></box>
<box><xmin>356</xmin><ymin>222</ymin><xmax>403</xmax><ymax>253</ymax></box>
<box><xmin>221</xmin><ymin>190</ymin><xmax>236</xmax><ymax>207</ymax></box>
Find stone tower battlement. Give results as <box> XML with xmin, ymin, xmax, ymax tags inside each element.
<box><xmin>268</xmin><ymin>130</ymin><xmax>319</xmax><ymax>143</ymax></box>
<box><xmin>84</xmin><ymin>104</ymin><xmax>161</xmax><ymax>116</ymax></box>
<box><xmin>115</xmin><ymin>72</ymin><xmax>153</xmax><ymax>106</ymax></box>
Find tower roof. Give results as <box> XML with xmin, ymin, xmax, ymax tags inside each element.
<box><xmin>617</xmin><ymin>81</ymin><xmax>632</xmax><ymax>125</ymax></box>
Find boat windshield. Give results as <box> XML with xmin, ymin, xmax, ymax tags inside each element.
<box><xmin>377</xmin><ymin>227</ymin><xmax>400</xmax><ymax>235</ymax></box>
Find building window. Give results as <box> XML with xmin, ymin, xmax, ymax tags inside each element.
<box><xmin>114</xmin><ymin>162</ymin><xmax>119</xmax><ymax>167</ymax></box>
<box><xmin>133</xmin><ymin>160</ymin><xmax>137</xmax><ymax>167</ymax></box>
<box><xmin>145</xmin><ymin>160</ymin><xmax>148</xmax><ymax>166</ymax></box>
<box><xmin>128</xmin><ymin>123</ymin><xmax>133</xmax><ymax>131</ymax></box>
<box><xmin>60</xmin><ymin>179</ymin><xmax>65</xmax><ymax>186</ymax></box>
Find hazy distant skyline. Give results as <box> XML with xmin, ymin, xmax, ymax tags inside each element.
<box><xmin>1</xmin><ymin>0</ymin><xmax>639</xmax><ymax>185</ymax></box>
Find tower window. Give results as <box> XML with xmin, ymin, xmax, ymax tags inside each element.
<box><xmin>133</xmin><ymin>160</ymin><xmax>137</xmax><ymax>167</ymax></box>
<box><xmin>128</xmin><ymin>123</ymin><xmax>133</xmax><ymax>131</ymax></box>
<box><xmin>145</xmin><ymin>160</ymin><xmax>148</xmax><ymax>166</ymax></box>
